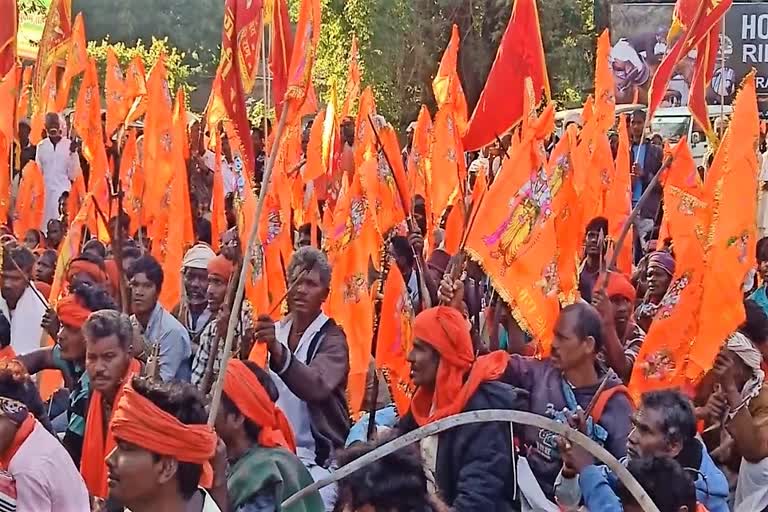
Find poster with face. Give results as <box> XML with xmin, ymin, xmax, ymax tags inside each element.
<box><xmin>610</xmin><ymin>3</ymin><xmax>768</xmax><ymax>114</ymax></box>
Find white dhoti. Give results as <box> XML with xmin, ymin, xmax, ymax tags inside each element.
<box><xmin>734</xmin><ymin>457</ymin><xmax>768</xmax><ymax>511</ymax></box>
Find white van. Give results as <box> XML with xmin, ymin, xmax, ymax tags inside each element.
<box><xmin>650</xmin><ymin>105</ymin><xmax>734</xmax><ymax>165</ymax></box>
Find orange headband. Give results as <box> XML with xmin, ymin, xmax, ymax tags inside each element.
<box><xmin>56</xmin><ymin>294</ymin><xmax>92</xmax><ymax>329</ymax></box>
<box><xmin>110</xmin><ymin>383</ymin><xmax>216</xmax><ymax>487</ymax></box>
<box><xmin>223</xmin><ymin>360</ymin><xmax>296</xmax><ymax>453</ymax></box>
<box><xmin>67</xmin><ymin>260</ymin><xmax>107</xmax><ymax>284</ymax></box>
<box><xmin>604</xmin><ymin>272</ymin><xmax>636</xmax><ymax>303</ymax></box>
<box><xmin>207</xmin><ymin>254</ymin><xmax>234</xmax><ymax>282</ymax></box>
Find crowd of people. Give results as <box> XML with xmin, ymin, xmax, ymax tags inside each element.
<box><xmin>0</xmin><ymin>95</ymin><xmax>765</xmax><ymax>512</ymax></box>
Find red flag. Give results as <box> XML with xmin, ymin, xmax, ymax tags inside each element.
<box><xmin>462</xmin><ymin>0</ymin><xmax>549</xmax><ymax>151</ymax></box>
<box><xmin>56</xmin><ymin>12</ymin><xmax>87</xmax><ymax>111</ymax></box>
<box><xmin>0</xmin><ymin>0</ymin><xmax>17</xmax><ymax>77</ymax></box>
<box><xmin>268</xmin><ymin>0</ymin><xmax>293</xmax><ymax>119</ymax></box>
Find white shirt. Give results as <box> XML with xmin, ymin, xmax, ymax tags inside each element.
<box><xmin>3</xmin><ymin>284</ymin><xmax>46</xmax><ymax>356</ymax></box>
<box><xmin>271</xmin><ymin>312</ymin><xmax>330</xmax><ymax>465</ymax></box>
<box><xmin>203</xmin><ymin>150</ymin><xmax>237</xmax><ymax>195</ymax></box>
<box><xmin>34</xmin><ymin>137</ymin><xmax>80</xmax><ymax>227</ymax></box>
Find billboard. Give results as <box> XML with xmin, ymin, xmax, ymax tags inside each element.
<box><xmin>610</xmin><ymin>2</ymin><xmax>768</xmax><ymax>113</ymax></box>
<box><xmin>17</xmin><ymin>1</ymin><xmax>53</xmax><ymax>61</ymax></box>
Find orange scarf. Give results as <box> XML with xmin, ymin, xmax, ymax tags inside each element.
<box><xmin>409</xmin><ymin>306</ymin><xmax>509</xmax><ymax>426</ymax></box>
<box><xmin>110</xmin><ymin>381</ymin><xmax>217</xmax><ymax>488</ymax></box>
<box><xmin>56</xmin><ymin>294</ymin><xmax>92</xmax><ymax>329</ymax></box>
<box><xmin>223</xmin><ymin>360</ymin><xmax>296</xmax><ymax>452</ymax></box>
<box><xmin>80</xmin><ymin>359</ymin><xmax>142</xmax><ymax>498</ymax></box>
<box><xmin>0</xmin><ymin>414</ymin><xmax>36</xmax><ymax>470</ymax></box>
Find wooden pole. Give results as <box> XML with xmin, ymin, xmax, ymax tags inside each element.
<box><xmin>207</xmin><ymin>103</ymin><xmax>291</xmax><ymax>426</ymax></box>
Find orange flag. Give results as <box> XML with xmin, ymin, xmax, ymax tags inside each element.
<box><xmin>119</xmin><ymin>129</ymin><xmax>144</xmax><ymax>236</ymax></box>
<box><xmin>16</xmin><ymin>66</ymin><xmax>32</xmax><ymax>121</ymax></box>
<box><xmin>73</xmin><ymin>58</ymin><xmax>109</xmax><ymax>199</ymax></box>
<box><xmin>340</xmin><ymin>36</ymin><xmax>360</xmax><ymax>119</ymax></box>
<box><xmin>605</xmin><ymin>114</ymin><xmax>633</xmax><ymax>275</ymax></box>
<box><xmin>0</xmin><ymin>0</ymin><xmax>16</xmax><ymax>77</ymax></box>
<box><xmin>303</xmin><ymin>109</ymin><xmax>327</xmax><ymax>183</ymax></box>
<box><xmin>588</xmin><ymin>30</ymin><xmax>615</xmax><ymax>137</ymax></box>
<box><xmin>432</xmin><ymin>24</ymin><xmax>468</xmax><ymax>135</ymax></box>
<box><xmin>30</xmin><ymin>66</ymin><xmax>58</xmax><ymax>145</ymax></box>
<box><xmin>629</xmin><ymin>73</ymin><xmax>758</xmax><ymax>401</ymax></box>
<box><xmin>283</xmin><ymin>0</ymin><xmax>321</xmax><ymax>122</ymax></box>
<box><xmin>124</xmin><ymin>56</ymin><xmax>148</xmax><ymax>126</ymax></box>
<box><xmin>142</xmin><ymin>56</ymin><xmax>175</xmax><ymax>212</ymax></box>
<box><xmin>268</xmin><ymin>0</ymin><xmax>294</xmax><ymax>119</ymax></box>
<box><xmin>353</xmin><ymin>87</ymin><xmax>378</xmax><ymax>169</ymax></box>
<box><xmin>32</xmin><ymin>0</ymin><xmax>71</xmax><ymax>101</ymax></box>
<box><xmin>465</xmin><ymin>107</ymin><xmax>571</xmax><ymax>356</ymax></box>
<box><xmin>443</xmin><ymin>202</ymin><xmax>464</xmax><ymax>255</ymax></box>
<box><xmin>375</xmin><ymin>264</ymin><xmax>415</xmax><ymax>415</ymax></box>
<box><xmin>105</xmin><ymin>48</ymin><xmax>130</xmax><ymax>138</ymax></box>
<box><xmin>14</xmin><ymin>162</ymin><xmax>45</xmax><ymax>237</ymax></box>
<box><xmin>56</xmin><ymin>12</ymin><xmax>86</xmax><ymax>112</ymax></box>
<box><xmin>407</xmin><ymin>105</ymin><xmax>432</xmax><ymax>200</ymax></box>
<box><xmin>428</xmin><ymin>107</ymin><xmax>466</xmax><ymax>223</ymax></box>
<box><xmin>327</xmin><ymin>172</ymin><xmax>378</xmax><ymax>414</ymax></box>
<box><xmin>0</xmin><ymin>68</ymin><xmax>15</xmax><ymax>150</ymax></box>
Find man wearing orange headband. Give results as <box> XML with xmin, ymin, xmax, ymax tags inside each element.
<box><xmin>397</xmin><ymin>305</ymin><xmax>522</xmax><ymax>511</ymax></box>
<box><xmin>66</xmin><ymin>253</ymin><xmax>109</xmax><ymax>289</ymax></box>
<box><xmin>106</xmin><ymin>377</ymin><xmax>222</xmax><ymax>511</ymax></box>
<box><xmin>591</xmin><ymin>272</ymin><xmax>646</xmax><ymax>382</ymax></box>
<box><xmin>80</xmin><ymin>310</ymin><xmax>141</xmax><ymax>501</ymax></box>
<box><xmin>190</xmin><ymin>254</ymin><xmax>255</xmax><ymax>390</ymax></box>
<box><xmin>214</xmin><ymin>360</ymin><xmax>323</xmax><ymax>511</ymax></box>
<box><xmin>19</xmin><ymin>283</ymin><xmax>118</xmax><ymax>467</ymax></box>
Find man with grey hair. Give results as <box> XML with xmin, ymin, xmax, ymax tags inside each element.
<box><xmin>555</xmin><ymin>389</ymin><xmax>729</xmax><ymax>512</ymax></box>
<box><xmin>254</xmin><ymin>246</ymin><xmax>350</xmax><ymax>511</ymax></box>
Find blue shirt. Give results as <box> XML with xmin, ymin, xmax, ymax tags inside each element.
<box><xmin>631</xmin><ymin>143</ymin><xmax>647</xmax><ymax>206</ymax></box>
<box><xmin>135</xmin><ymin>302</ymin><xmax>192</xmax><ymax>381</ymax></box>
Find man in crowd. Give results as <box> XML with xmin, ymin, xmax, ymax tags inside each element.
<box><xmin>629</xmin><ymin>110</ymin><xmax>664</xmax><ymax>259</ymax></box>
<box><xmin>555</xmin><ymin>389</ymin><xmax>729</xmax><ymax>512</ymax></box>
<box><xmin>635</xmin><ymin>250</ymin><xmax>675</xmax><ymax>332</ymax></box>
<box><xmin>35</xmin><ymin>113</ymin><xmax>81</xmax><ymax>228</ymax></box>
<box><xmin>106</xmin><ymin>377</ymin><xmax>222</xmax><ymax>511</ymax></box>
<box><xmin>191</xmin><ymin>254</ymin><xmax>254</xmax><ymax>391</ymax></box>
<box><xmin>19</xmin><ymin>283</ymin><xmax>117</xmax><ymax>465</ymax></box>
<box><xmin>398</xmin><ymin>306</ymin><xmax>521</xmax><ymax>511</ymax></box>
<box><xmin>45</xmin><ymin>219</ymin><xmax>64</xmax><ymax>251</ymax></box>
<box><xmin>618</xmin><ymin>457</ymin><xmax>698</xmax><ymax>512</ymax></box>
<box><xmin>579</xmin><ymin>217</ymin><xmax>608</xmax><ymax>303</ymax></box>
<box><xmin>214</xmin><ymin>359</ymin><xmax>323</xmax><ymax>511</ymax></box>
<box><xmin>255</xmin><ymin>247</ymin><xmax>350</xmax><ymax>510</ymax></box>
<box><xmin>1</xmin><ymin>244</ymin><xmax>46</xmax><ymax>355</ymax></box>
<box><xmin>591</xmin><ymin>272</ymin><xmax>646</xmax><ymax>382</ymax></box>
<box><xmin>128</xmin><ymin>254</ymin><xmax>191</xmax><ymax>381</ymax></box>
<box><xmin>0</xmin><ymin>362</ymin><xmax>89</xmax><ymax>510</ymax></box>
<box><xmin>80</xmin><ymin>310</ymin><xmax>141</xmax><ymax>501</ymax></box>
<box><xmin>174</xmin><ymin>243</ymin><xmax>216</xmax><ymax>355</ymax></box>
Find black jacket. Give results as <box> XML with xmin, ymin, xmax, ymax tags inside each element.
<box><xmin>398</xmin><ymin>381</ymin><xmax>528</xmax><ymax>512</ymax></box>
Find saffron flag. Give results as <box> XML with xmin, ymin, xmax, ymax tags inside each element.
<box><xmin>465</xmin><ymin>107</ymin><xmax>571</xmax><ymax>356</ymax></box>
<box><xmin>73</xmin><ymin>58</ymin><xmax>109</xmax><ymax>200</ymax></box>
<box><xmin>605</xmin><ymin>114</ymin><xmax>633</xmax><ymax>275</ymax></box>
<box><xmin>268</xmin><ymin>0</ymin><xmax>293</xmax><ymax>119</ymax></box>
<box><xmin>340</xmin><ymin>36</ymin><xmax>360</xmax><ymax>119</ymax></box>
<box><xmin>56</xmin><ymin>12</ymin><xmax>87</xmax><ymax>112</ymax></box>
<box><xmin>283</xmin><ymin>0</ymin><xmax>321</xmax><ymax>122</ymax></box>
<box><xmin>462</xmin><ymin>0</ymin><xmax>549</xmax><ymax>151</ymax></box>
<box><xmin>105</xmin><ymin>48</ymin><xmax>130</xmax><ymax>138</ymax></box>
<box><xmin>16</xmin><ymin>66</ymin><xmax>31</xmax><ymax>121</ymax></box>
<box><xmin>119</xmin><ymin>129</ymin><xmax>144</xmax><ymax>236</ymax></box>
<box><xmin>0</xmin><ymin>0</ymin><xmax>17</xmax><ymax>77</ymax></box>
<box><xmin>629</xmin><ymin>72</ymin><xmax>758</xmax><ymax>400</ymax></box>
<box><xmin>32</xmin><ymin>0</ymin><xmax>71</xmax><ymax>94</ymax></box>
<box><xmin>428</xmin><ymin>107</ymin><xmax>466</xmax><ymax>222</ymax></box>
<box><xmin>375</xmin><ymin>264</ymin><xmax>415</xmax><ymax>415</ymax></box>
<box><xmin>0</xmin><ymin>68</ymin><xmax>15</xmax><ymax>150</ymax></box>
<box><xmin>432</xmin><ymin>24</ymin><xmax>468</xmax><ymax>135</ymax></box>
<box><xmin>142</xmin><ymin>55</ymin><xmax>175</xmax><ymax>212</ymax></box>
<box><xmin>14</xmin><ymin>161</ymin><xmax>45</xmax><ymax>238</ymax></box>
<box><xmin>124</xmin><ymin>56</ymin><xmax>148</xmax><ymax>126</ymax></box>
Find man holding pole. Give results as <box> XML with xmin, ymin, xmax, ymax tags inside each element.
<box><xmin>629</xmin><ymin>110</ymin><xmax>663</xmax><ymax>261</ymax></box>
<box><xmin>253</xmin><ymin>247</ymin><xmax>350</xmax><ymax>511</ymax></box>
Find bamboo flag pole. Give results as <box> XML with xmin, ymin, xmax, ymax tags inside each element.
<box><xmin>207</xmin><ymin>104</ymin><xmax>290</xmax><ymax>426</ymax></box>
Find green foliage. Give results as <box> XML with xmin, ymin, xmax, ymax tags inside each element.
<box><xmin>18</xmin><ymin>0</ymin><xmax>50</xmax><ymax>16</ymax></box>
<box><xmin>86</xmin><ymin>37</ymin><xmax>193</xmax><ymax>94</ymax></box>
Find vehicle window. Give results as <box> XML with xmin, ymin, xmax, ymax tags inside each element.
<box><xmin>650</xmin><ymin>115</ymin><xmax>691</xmax><ymax>143</ymax></box>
